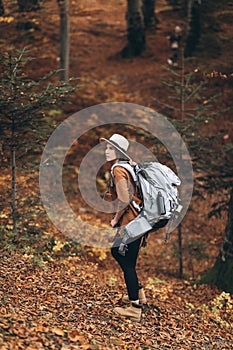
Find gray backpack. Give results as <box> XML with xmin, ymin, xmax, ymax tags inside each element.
<box><xmin>111</xmin><ymin>161</ymin><xmax>182</xmax><ymax>255</ymax></box>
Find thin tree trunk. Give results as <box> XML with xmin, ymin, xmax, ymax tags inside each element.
<box><xmin>11</xmin><ymin>119</ymin><xmax>18</xmax><ymax>241</ymax></box>
<box><xmin>201</xmin><ymin>187</ymin><xmax>233</xmax><ymax>293</ymax></box>
<box><xmin>177</xmin><ymin>49</ymin><xmax>185</xmax><ymax>279</ymax></box>
<box><xmin>178</xmin><ymin>223</ymin><xmax>183</xmax><ymax>277</ymax></box>
<box><xmin>58</xmin><ymin>0</ymin><xmax>70</xmax><ymax>81</ymax></box>
<box><xmin>122</xmin><ymin>0</ymin><xmax>145</xmax><ymax>58</ymax></box>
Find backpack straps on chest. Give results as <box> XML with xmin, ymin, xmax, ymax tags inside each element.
<box><xmin>110</xmin><ymin>161</ymin><xmax>139</xmax><ymax>187</ymax></box>
<box><xmin>110</xmin><ymin>161</ymin><xmax>142</xmax><ymax>212</ymax></box>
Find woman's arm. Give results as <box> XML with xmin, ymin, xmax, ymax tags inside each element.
<box><xmin>111</xmin><ymin>208</ymin><xmax>126</xmax><ymax>228</ymax></box>
<box><xmin>111</xmin><ymin>167</ymin><xmax>133</xmax><ymax>227</ymax></box>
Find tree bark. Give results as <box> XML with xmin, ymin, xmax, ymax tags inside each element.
<box><xmin>122</xmin><ymin>0</ymin><xmax>146</xmax><ymax>58</ymax></box>
<box><xmin>143</xmin><ymin>0</ymin><xmax>158</xmax><ymax>29</ymax></box>
<box><xmin>201</xmin><ymin>187</ymin><xmax>233</xmax><ymax>293</ymax></box>
<box><xmin>18</xmin><ymin>0</ymin><xmax>43</xmax><ymax>12</ymax></box>
<box><xmin>184</xmin><ymin>0</ymin><xmax>201</xmax><ymax>57</ymax></box>
<box><xmin>178</xmin><ymin>223</ymin><xmax>183</xmax><ymax>278</ymax></box>
<box><xmin>11</xmin><ymin>119</ymin><xmax>18</xmax><ymax>241</ymax></box>
<box><xmin>0</xmin><ymin>0</ymin><xmax>4</xmax><ymax>16</ymax></box>
<box><xmin>57</xmin><ymin>0</ymin><xmax>70</xmax><ymax>81</ymax></box>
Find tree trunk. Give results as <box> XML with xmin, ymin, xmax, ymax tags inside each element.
<box><xmin>201</xmin><ymin>187</ymin><xmax>233</xmax><ymax>293</ymax></box>
<box><xmin>57</xmin><ymin>0</ymin><xmax>70</xmax><ymax>81</ymax></box>
<box><xmin>184</xmin><ymin>0</ymin><xmax>201</xmax><ymax>57</ymax></box>
<box><xmin>168</xmin><ymin>0</ymin><xmax>180</xmax><ymax>7</ymax></box>
<box><xmin>11</xmin><ymin>119</ymin><xmax>18</xmax><ymax>241</ymax></box>
<box><xmin>18</xmin><ymin>0</ymin><xmax>43</xmax><ymax>12</ymax></box>
<box><xmin>122</xmin><ymin>0</ymin><xmax>146</xmax><ymax>58</ymax></box>
<box><xmin>0</xmin><ymin>0</ymin><xmax>4</xmax><ymax>16</ymax></box>
<box><xmin>143</xmin><ymin>0</ymin><xmax>158</xmax><ymax>29</ymax></box>
<box><xmin>178</xmin><ymin>223</ymin><xmax>183</xmax><ymax>278</ymax></box>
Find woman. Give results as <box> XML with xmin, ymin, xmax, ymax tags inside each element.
<box><xmin>167</xmin><ymin>25</ymin><xmax>182</xmax><ymax>66</ymax></box>
<box><xmin>100</xmin><ymin>133</ymin><xmax>146</xmax><ymax>322</ymax></box>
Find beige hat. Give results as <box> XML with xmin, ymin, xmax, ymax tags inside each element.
<box><xmin>100</xmin><ymin>133</ymin><xmax>130</xmax><ymax>159</ymax></box>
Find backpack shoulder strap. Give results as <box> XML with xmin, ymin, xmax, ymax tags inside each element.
<box><xmin>111</xmin><ymin>161</ymin><xmax>138</xmax><ymax>184</ymax></box>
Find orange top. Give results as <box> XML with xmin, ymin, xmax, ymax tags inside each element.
<box><xmin>109</xmin><ymin>166</ymin><xmax>142</xmax><ymax>227</ymax></box>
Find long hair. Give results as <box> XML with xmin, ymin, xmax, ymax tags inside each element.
<box><xmin>115</xmin><ymin>149</ymin><xmax>129</xmax><ymax>161</ymax></box>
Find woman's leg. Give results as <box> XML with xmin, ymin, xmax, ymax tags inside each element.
<box><xmin>172</xmin><ymin>48</ymin><xmax>178</xmax><ymax>63</ymax></box>
<box><xmin>111</xmin><ymin>237</ymin><xmax>141</xmax><ymax>301</ymax></box>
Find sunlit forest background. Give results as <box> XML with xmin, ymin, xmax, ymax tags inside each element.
<box><xmin>0</xmin><ymin>0</ymin><xmax>233</xmax><ymax>349</ymax></box>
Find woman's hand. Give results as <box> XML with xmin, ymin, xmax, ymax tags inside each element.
<box><xmin>111</xmin><ymin>217</ymin><xmax>119</xmax><ymax>228</ymax></box>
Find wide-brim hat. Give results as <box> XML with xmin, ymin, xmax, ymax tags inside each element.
<box><xmin>100</xmin><ymin>133</ymin><xmax>131</xmax><ymax>160</ymax></box>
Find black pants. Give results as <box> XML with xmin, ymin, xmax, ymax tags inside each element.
<box><xmin>171</xmin><ymin>48</ymin><xmax>178</xmax><ymax>63</ymax></box>
<box><xmin>111</xmin><ymin>237</ymin><xmax>142</xmax><ymax>301</ymax></box>
<box><xmin>111</xmin><ymin>220</ymin><xmax>168</xmax><ymax>301</ymax></box>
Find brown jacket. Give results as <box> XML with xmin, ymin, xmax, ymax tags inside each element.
<box><xmin>107</xmin><ymin>165</ymin><xmax>142</xmax><ymax>227</ymax></box>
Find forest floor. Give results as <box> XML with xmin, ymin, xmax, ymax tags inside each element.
<box><xmin>0</xmin><ymin>243</ymin><xmax>233</xmax><ymax>350</ymax></box>
<box><xmin>0</xmin><ymin>0</ymin><xmax>233</xmax><ymax>349</ymax></box>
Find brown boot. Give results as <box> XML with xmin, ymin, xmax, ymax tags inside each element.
<box><xmin>122</xmin><ymin>287</ymin><xmax>147</xmax><ymax>304</ymax></box>
<box><xmin>113</xmin><ymin>302</ymin><xmax>142</xmax><ymax>322</ymax></box>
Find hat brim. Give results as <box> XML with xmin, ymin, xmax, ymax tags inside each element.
<box><xmin>100</xmin><ymin>137</ymin><xmax>131</xmax><ymax>160</ymax></box>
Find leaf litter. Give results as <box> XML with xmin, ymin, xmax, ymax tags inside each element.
<box><xmin>0</xmin><ymin>249</ymin><xmax>232</xmax><ymax>350</ymax></box>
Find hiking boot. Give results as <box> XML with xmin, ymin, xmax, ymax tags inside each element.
<box><xmin>122</xmin><ymin>287</ymin><xmax>147</xmax><ymax>304</ymax></box>
<box><xmin>113</xmin><ymin>302</ymin><xmax>142</xmax><ymax>322</ymax></box>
